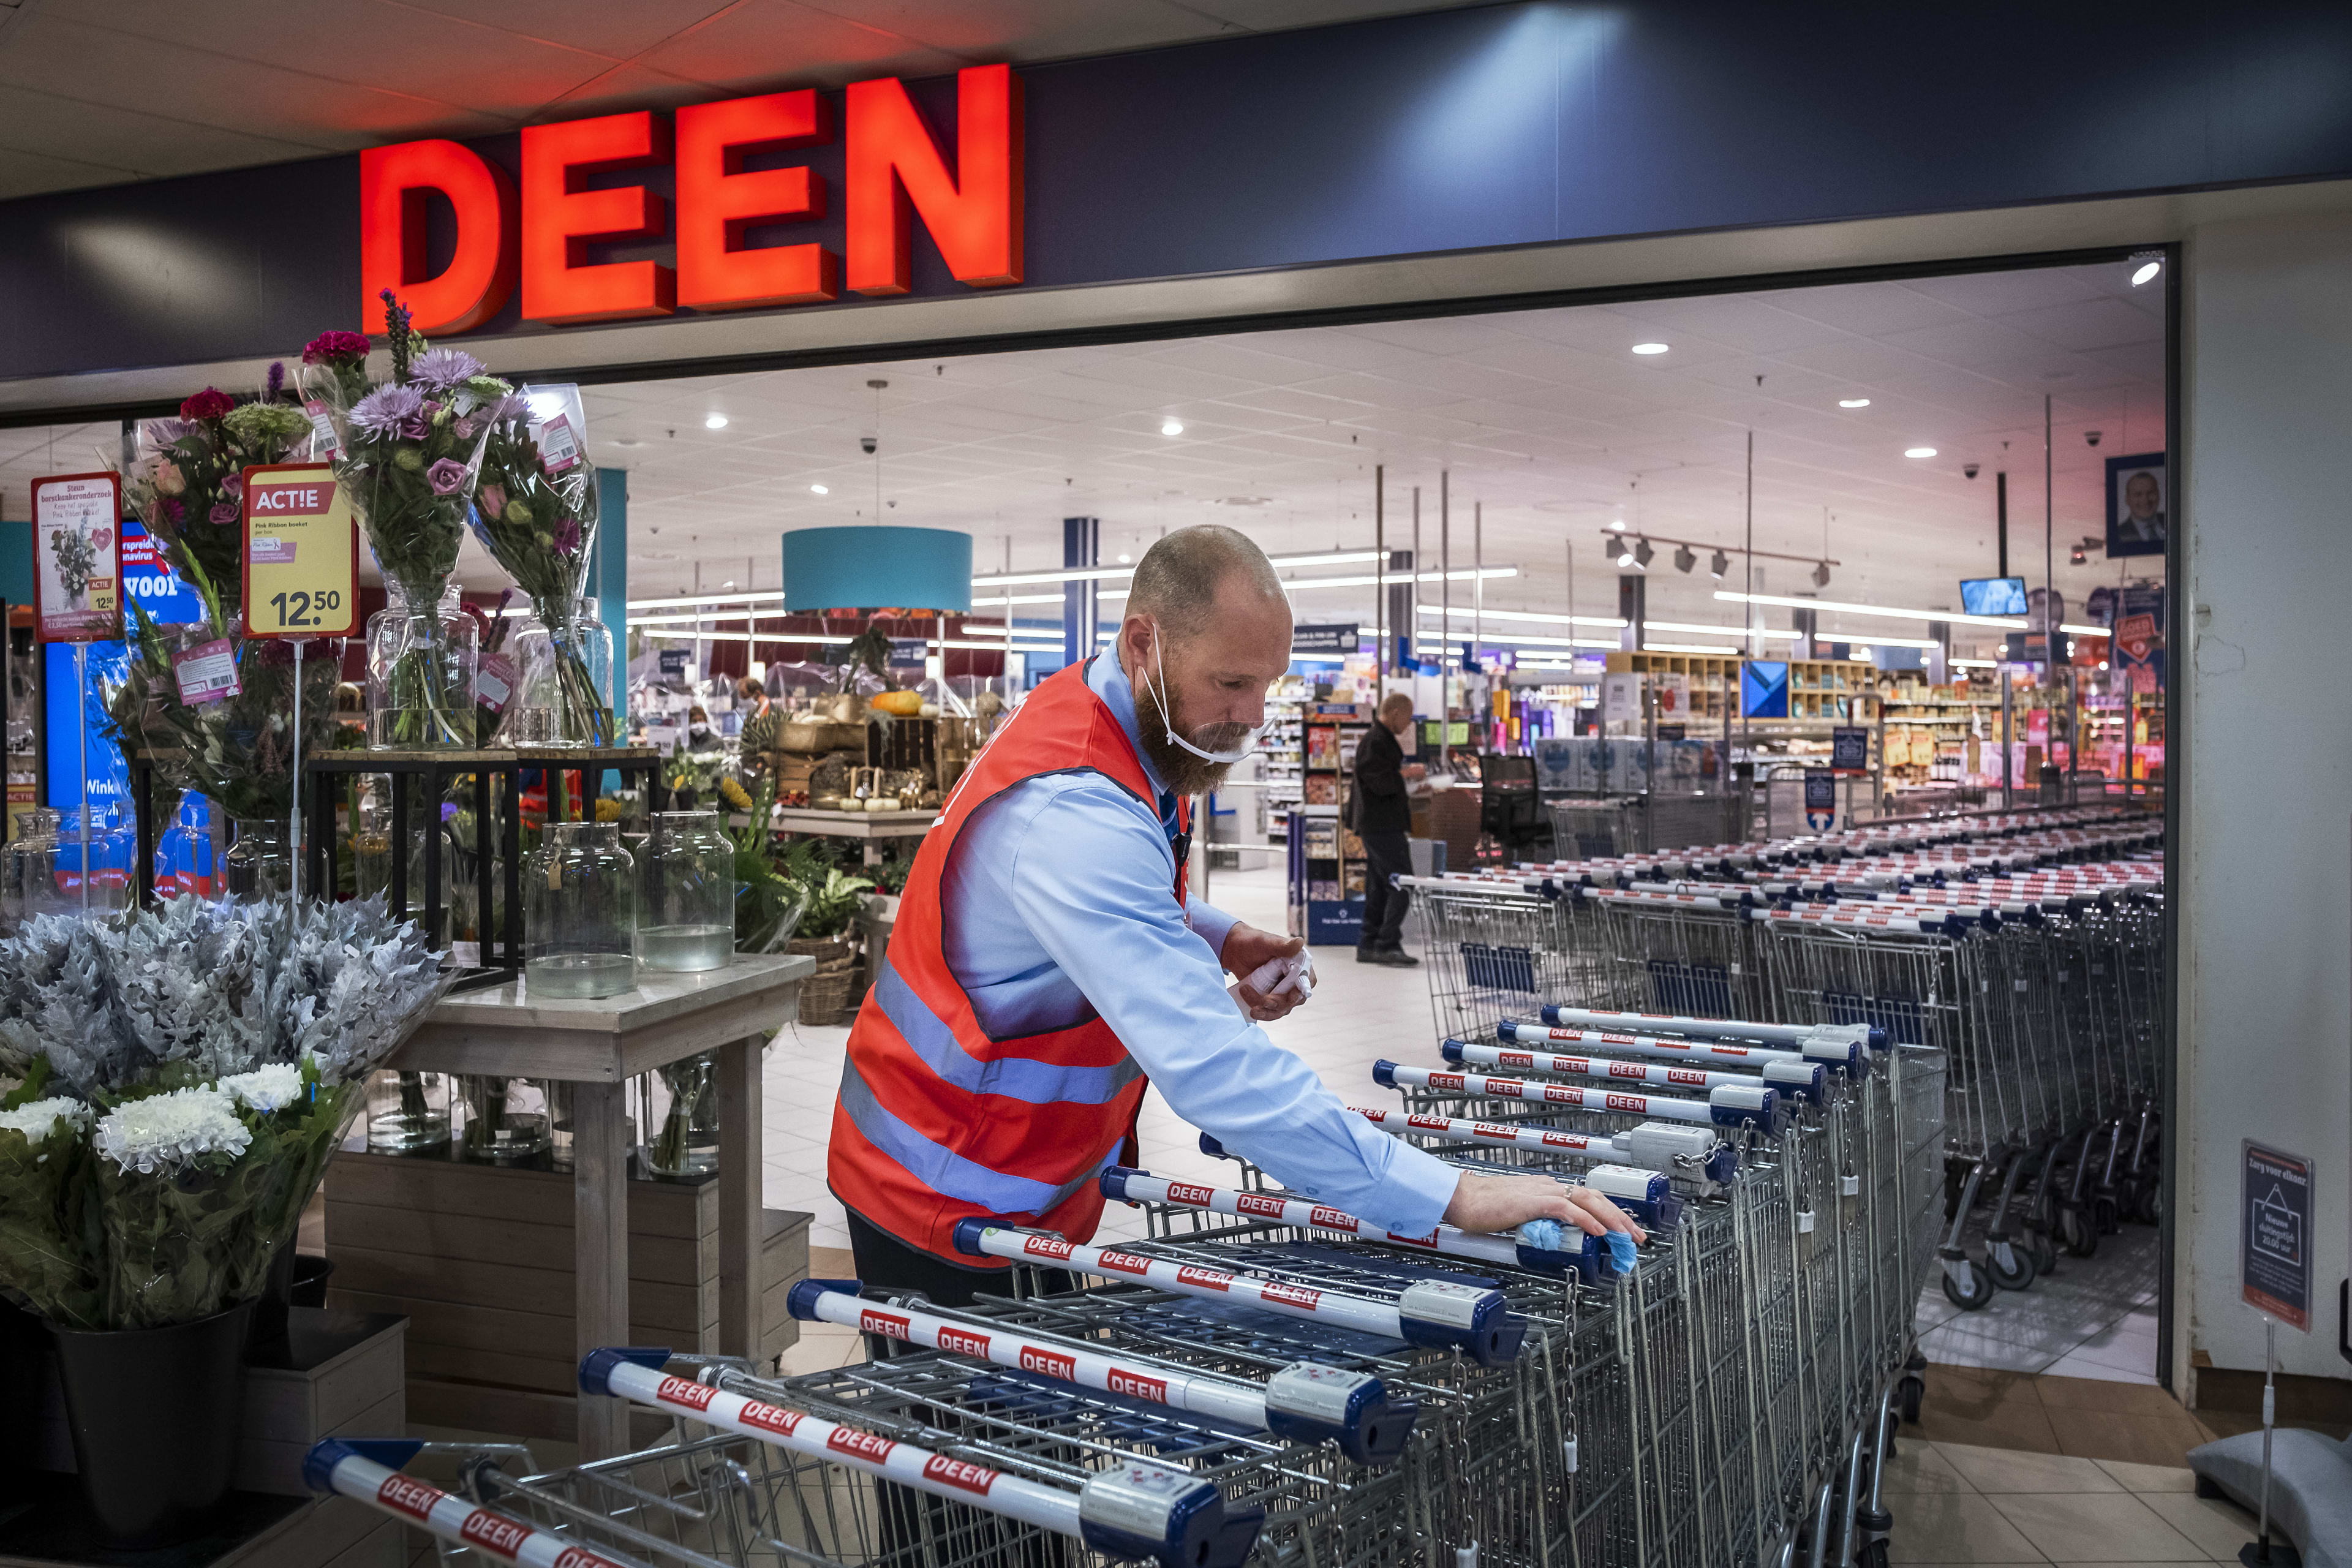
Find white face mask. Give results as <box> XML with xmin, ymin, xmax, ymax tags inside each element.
<box><xmin>1141</xmin><ymin>624</ymin><xmax>1263</xmax><ymax>765</ymax></box>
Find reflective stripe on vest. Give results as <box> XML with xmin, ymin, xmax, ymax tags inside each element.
<box><xmin>827</xmin><ymin>661</ymin><xmax>1185</xmax><ymax>1262</ymax></box>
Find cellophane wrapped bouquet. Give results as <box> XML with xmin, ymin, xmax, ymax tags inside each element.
<box><xmin>467</xmin><ymin>383</ymin><xmax>610</xmax><ymax>745</ymax></box>
<box><xmin>0</xmin><ymin>897</ymin><xmax>448</xmax><ymax>1330</ymax></box>
<box><xmin>109</xmin><ymin>376</ymin><xmax>340</xmax><ymax>821</ymax></box>
<box><xmin>300</xmin><ymin>293</ymin><xmax>512</xmax><ymax>748</ymax></box>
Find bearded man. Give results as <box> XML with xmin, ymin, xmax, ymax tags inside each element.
<box><xmin>827</xmin><ymin>524</ymin><xmax>1640</xmax><ymax>1300</ymax></box>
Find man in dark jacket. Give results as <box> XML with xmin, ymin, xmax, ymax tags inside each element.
<box><xmin>1353</xmin><ymin>692</ymin><xmax>1425</xmax><ymax>965</ymax></box>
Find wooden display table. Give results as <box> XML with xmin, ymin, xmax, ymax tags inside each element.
<box><xmin>772</xmin><ymin>806</ymin><xmax>935</xmax><ymax>864</ymax></box>
<box><xmin>384</xmin><ymin>952</ymin><xmax>811</xmax><ymax>1457</ymax></box>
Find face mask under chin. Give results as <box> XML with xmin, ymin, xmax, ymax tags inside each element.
<box><xmin>1138</xmin><ymin>627</ymin><xmax>1262</xmax><ymax>796</ymax></box>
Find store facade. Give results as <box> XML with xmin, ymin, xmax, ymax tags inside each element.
<box><xmin>2</xmin><ymin>2</ymin><xmax>2348</xmax><ymax>1400</ymax></box>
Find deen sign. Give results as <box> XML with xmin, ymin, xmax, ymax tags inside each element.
<box><xmin>360</xmin><ymin>64</ymin><xmax>1022</xmax><ymax>335</ymax></box>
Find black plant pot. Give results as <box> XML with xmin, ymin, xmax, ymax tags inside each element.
<box><xmin>48</xmin><ymin>1300</ymin><xmax>255</xmax><ymax>1547</ymax></box>
<box><xmin>248</xmin><ymin>1243</ymin><xmax>337</xmax><ymax>1348</ymax></box>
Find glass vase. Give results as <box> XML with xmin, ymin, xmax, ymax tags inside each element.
<box><xmin>2</xmin><ymin>806</ymin><xmax>65</xmax><ymax>928</ymax></box>
<box><xmin>645</xmin><ymin>1050</ymin><xmax>720</xmax><ymax>1178</ymax></box>
<box><xmin>156</xmin><ymin>792</ymin><xmax>219</xmax><ymax>899</ymax></box>
<box><xmin>364</xmin><ymin>1069</ymin><xmax>451</xmax><ymax>1153</ymax></box>
<box><xmin>367</xmin><ymin>582</ymin><xmax>480</xmax><ymax>751</ymax></box>
<box><xmin>222</xmin><ymin>818</ymin><xmax>292</xmax><ymax>903</ymax></box>
<box><xmin>637</xmin><ymin>809</ymin><xmax>735</xmax><ymax>973</ymax></box>
<box><xmin>458</xmin><ymin>1075</ymin><xmax>551</xmax><ymax>1163</ymax></box>
<box><xmin>505</xmin><ymin>597</ymin><xmax>613</xmax><ymax>748</ymax></box>
<box><xmin>525</xmin><ymin>820</ymin><xmax>636</xmax><ymax>998</ymax></box>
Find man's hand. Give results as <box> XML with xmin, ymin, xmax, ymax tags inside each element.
<box><xmin>1222</xmin><ymin>921</ymin><xmax>1311</xmax><ymax>1022</ymax></box>
<box><xmin>1403</xmin><ymin>763</ymin><xmax>1428</xmax><ymax>782</ymax></box>
<box><xmin>1443</xmin><ymin>1170</ymin><xmax>1647</xmax><ymax>1243</ymax></box>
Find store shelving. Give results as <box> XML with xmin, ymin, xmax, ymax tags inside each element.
<box><xmin>1288</xmin><ymin>701</ymin><xmax>1369</xmax><ymax>944</ymax></box>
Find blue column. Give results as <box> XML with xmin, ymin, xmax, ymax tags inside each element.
<box><xmin>594</xmin><ymin>467</ymin><xmax>628</xmax><ymax>745</ymax></box>
<box><xmin>1061</xmin><ymin>516</ymin><xmax>1098</xmax><ymax>670</ymax></box>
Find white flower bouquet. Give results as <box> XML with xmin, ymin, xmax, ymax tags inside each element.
<box><xmin>0</xmin><ymin>897</ymin><xmax>448</xmax><ymax>1329</ymax></box>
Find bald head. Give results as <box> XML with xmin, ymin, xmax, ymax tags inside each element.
<box><xmin>1124</xmin><ymin>525</ymin><xmax>1286</xmax><ymax>639</ymax></box>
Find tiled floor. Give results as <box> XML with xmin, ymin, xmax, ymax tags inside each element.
<box><xmin>1880</xmin><ymin>1441</ymin><xmax>2264</xmax><ymax>1565</ymax></box>
<box><xmin>1913</xmin><ymin>1223</ymin><xmax>2162</xmax><ymax>1384</ymax></box>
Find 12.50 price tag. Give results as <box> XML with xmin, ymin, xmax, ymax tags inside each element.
<box><xmin>241</xmin><ymin>463</ymin><xmax>359</xmax><ymax>639</ymax></box>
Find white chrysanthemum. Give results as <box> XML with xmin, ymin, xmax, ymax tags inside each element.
<box><xmin>219</xmin><ymin>1063</ymin><xmax>306</xmax><ymax>1115</ymax></box>
<box><xmin>92</xmin><ymin>1087</ymin><xmax>251</xmax><ymax>1175</ymax></box>
<box><xmin>0</xmin><ymin>1095</ymin><xmax>91</xmax><ymax>1145</ymax></box>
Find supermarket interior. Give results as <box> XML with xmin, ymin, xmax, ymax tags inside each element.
<box><xmin>0</xmin><ymin>4</ymin><xmax>2347</xmax><ymax>1567</ymax></box>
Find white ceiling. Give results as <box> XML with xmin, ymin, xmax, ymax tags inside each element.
<box><xmin>0</xmin><ymin>255</ymin><xmax>2169</xmax><ymax>646</ymax></box>
<box><xmin>0</xmin><ymin>0</ymin><xmax>1489</xmax><ymax>200</ymax></box>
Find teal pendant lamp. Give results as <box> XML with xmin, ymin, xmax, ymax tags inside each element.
<box><xmin>781</xmin><ymin>527</ymin><xmax>972</xmax><ymax>613</ymax></box>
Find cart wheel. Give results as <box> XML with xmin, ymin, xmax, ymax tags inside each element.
<box><xmin>1942</xmin><ymin>1260</ymin><xmax>1996</xmax><ymax>1311</ymax></box>
<box><xmin>2094</xmin><ymin>1194</ymin><xmax>2122</xmax><ymax>1235</ymax></box>
<box><xmin>1986</xmin><ymin>1240</ymin><xmax>2037</xmax><ymax>1292</ymax></box>
<box><xmin>1859</xmin><ymin>1539</ymin><xmax>1891</xmax><ymax>1568</ymax></box>
<box><xmin>1899</xmin><ymin>1374</ymin><xmax>1925</xmax><ymax>1427</ymax></box>
<box><xmin>2133</xmin><ymin>1183</ymin><xmax>2163</xmax><ymax>1226</ymax></box>
<box><xmin>2057</xmin><ymin>1206</ymin><xmax>2099</xmax><ymax>1258</ymax></box>
<box><xmin>2027</xmin><ymin>1230</ymin><xmax>2059</xmax><ymax>1276</ymax></box>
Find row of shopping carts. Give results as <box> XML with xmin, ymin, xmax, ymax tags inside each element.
<box><xmin>306</xmin><ymin>1001</ymin><xmax>1934</xmax><ymax>1568</ymax></box>
<box><xmin>1397</xmin><ymin>803</ymin><xmax>2164</xmax><ymax>1313</ymax></box>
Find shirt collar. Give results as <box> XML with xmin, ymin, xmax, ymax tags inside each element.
<box><xmin>1087</xmin><ymin>649</ymin><xmax>1172</xmax><ymax>802</ymax></box>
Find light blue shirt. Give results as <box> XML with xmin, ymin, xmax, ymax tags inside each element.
<box><xmin>937</xmin><ymin>651</ymin><xmax>1458</xmax><ymax>1234</ymax></box>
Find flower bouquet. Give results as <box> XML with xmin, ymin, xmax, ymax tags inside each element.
<box><xmin>107</xmin><ymin>379</ymin><xmax>342</xmax><ymax>825</ymax></box>
<box><xmin>0</xmin><ymin>895</ymin><xmax>448</xmax><ymax>1332</ymax></box>
<box><xmin>467</xmin><ymin>384</ymin><xmax>612</xmax><ymax>746</ymax></box>
<box><xmin>49</xmin><ymin>525</ymin><xmax>96</xmax><ymax>609</ymax></box>
<box><xmin>301</xmin><ymin>294</ymin><xmax>510</xmax><ymax>749</ymax></box>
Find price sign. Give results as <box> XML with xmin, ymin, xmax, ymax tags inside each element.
<box><xmin>30</xmin><ymin>471</ymin><xmax>123</xmax><ymax>643</ymax></box>
<box><xmin>241</xmin><ymin>464</ymin><xmax>358</xmax><ymax>639</ymax></box>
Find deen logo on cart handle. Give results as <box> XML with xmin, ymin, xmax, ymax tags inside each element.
<box><xmin>360</xmin><ymin>64</ymin><xmax>1023</xmax><ymax>335</ymax></box>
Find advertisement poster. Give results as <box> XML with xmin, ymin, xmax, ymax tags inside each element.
<box><xmin>2105</xmin><ymin>452</ymin><xmax>2168</xmax><ymax>558</ymax></box>
<box><xmin>31</xmin><ymin>472</ymin><xmax>123</xmax><ymax>643</ymax></box>
<box><xmin>2111</xmin><ymin>584</ymin><xmax>2166</xmax><ymax>695</ymax></box>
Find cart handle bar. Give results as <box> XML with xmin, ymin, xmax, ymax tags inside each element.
<box><xmin>1104</xmin><ymin>1164</ymin><xmax>1648</xmax><ymax>1276</ymax></box>
<box><xmin>1376</xmin><ymin>1060</ymin><xmax>1784</xmax><ymax>1134</ymax></box>
<box><xmin>574</xmin><ymin>1349</ymin><xmax>1261</xmax><ymax>1568</ymax></box>
<box><xmin>1540</xmin><ymin>1005</ymin><xmax>1885</xmax><ymax>1053</ymax></box>
<box><xmin>1345</xmin><ymin>1107</ymin><xmax>1737</xmax><ymax>1189</ymax></box>
<box><xmin>1497</xmin><ymin>1018</ymin><xmax>1866</xmax><ymax>1079</ymax></box>
<box><xmin>306</xmin><ymin>1439</ymin><xmax>651</xmax><ymax>1568</ymax></box>
<box><xmin>950</xmin><ymin>1221</ymin><xmax>1523</xmax><ymax>1366</ymax></box>
<box><xmin>785</xmin><ymin>1278</ymin><xmax>1414</xmax><ymax>1467</ymax></box>
<box><xmin>1444</xmin><ymin>1035</ymin><xmax>1826</xmax><ymax>1104</ymax></box>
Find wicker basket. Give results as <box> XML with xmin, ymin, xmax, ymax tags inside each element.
<box><xmin>789</xmin><ymin>930</ymin><xmax>862</xmax><ymax>1025</ymax></box>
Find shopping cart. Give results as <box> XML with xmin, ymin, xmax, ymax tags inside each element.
<box><xmin>1397</xmin><ymin>875</ymin><xmax>1616</xmax><ymax>1042</ymax></box>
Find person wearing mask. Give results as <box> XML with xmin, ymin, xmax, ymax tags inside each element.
<box><xmin>685</xmin><ymin>705</ymin><xmax>722</xmax><ymax>752</ymax></box>
<box><xmin>1352</xmin><ymin>691</ymin><xmax>1425</xmax><ymax>965</ymax></box>
<box><xmin>735</xmin><ymin>675</ymin><xmax>772</xmax><ymax>720</ymax></box>
<box><xmin>827</xmin><ymin>524</ymin><xmax>1640</xmax><ymax>1305</ymax></box>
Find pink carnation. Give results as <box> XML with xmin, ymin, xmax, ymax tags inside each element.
<box><xmin>179</xmin><ymin>387</ymin><xmax>234</xmax><ymax>422</ymax></box>
<box><xmin>477</xmin><ymin>484</ymin><xmax>506</xmax><ymax>519</ymax></box>
<box><xmin>302</xmin><ymin>330</ymin><xmax>371</xmax><ymax>365</ymax></box>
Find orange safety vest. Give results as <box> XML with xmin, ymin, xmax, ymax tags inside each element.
<box><xmin>827</xmin><ymin>663</ymin><xmax>1190</xmax><ymax>1264</ymax></box>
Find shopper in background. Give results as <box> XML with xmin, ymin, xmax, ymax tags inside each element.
<box><xmin>684</xmin><ymin>705</ymin><xmax>722</xmax><ymax>752</ymax></box>
<box><xmin>734</xmin><ymin>674</ymin><xmax>771</xmax><ymax>720</ymax></box>
<box><xmin>1353</xmin><ymin>692</ymin><xmax>1425</xmax><ymax>965</ymax></box>
<box><xmin>829</xmin><ymin>524</ymin><xmax>1640</xmax><ymax>1305</ymax></box>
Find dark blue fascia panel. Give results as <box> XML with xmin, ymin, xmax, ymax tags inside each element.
<box><xmin>2</xmin><ymin>0</ymin><xmax>2350</xmax><ymax>385</ymax></box>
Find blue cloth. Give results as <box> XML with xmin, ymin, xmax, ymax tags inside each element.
<box><xmin>1515</xmin><ymin>1217</ymin><xmax>1564</xmax><ymax>1254</ymax></box>
<box><xmin>935</xmin><ymin>652</ymin><xmax>1458</xmax><ymax>1235</ymax></box>
<box><xmin>1607</xmin><ymin>1230</ymin><xmax>1639</xmax><ymax>1273</ymax></box>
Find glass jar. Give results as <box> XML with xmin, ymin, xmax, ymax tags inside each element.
<box><xmin>55</xmin><ymin>807</ymin><xmax>132</xmax><ymax>915</ymax></box>
<box><xmin>364</xmin><ymin>1068</ymin><xmax>451</xmax><ymax>1153</ymax></box>
<box><xmin>505</xmin><ymin>597</ymin><xmax>614</xmax><ymax>748</ymax></box>
<box><xmin>223</xmin><ymin>817</ymin><xmax>292</xmax><ymax>902</ymax></box>
<box><xmin>644</xmin><ymin>1050</ymin><xmax>720</xmax><ymax>1177</ymax></box>
<box><xmin>2</xmin><ymin>806</ymin><xmax>64</xmax><ymax>927</ymax></box>
<box><xmin>636</xmin><ymin>810</ymin><xmax>735</xmax><ymax>973</ymax></box>
<box><xmin>350</xmin><ymin>784</ymin><xmax>392</xmax><ymax>900</ymax></box>
<box><xmin>157</xmin><ymin>791</ymin><xmax>219</xmax><ymax>899</ymax></box>
<box><xmin>525</xmin><ymin>820</ymin><xmax>636</xmax><ymax>998</ymax></box>
<box><xmin>366</xmin><ymin>582</ymin><xmax>480</xmax><ymax>750</ymax></box>
<box><xmin>458</xmin><ymin>1075</ymin><xmax>551</xmax><ymax>1163</ymax></box>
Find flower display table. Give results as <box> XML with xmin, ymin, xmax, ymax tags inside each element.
<box><xmin>380</xmin><ymin>952</ymin><xmax>811</xmax><ymax>1457</ymax></box>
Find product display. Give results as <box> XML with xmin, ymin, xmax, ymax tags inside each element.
<box><xmin>524</xmin><ymin>820</ymin><xmax>636</xmax><ymax>998</ymax></box>
<box><xmin>638</xmin><ymin>809</ymin><xmax>735</xmax><ymax>972</ymax></box>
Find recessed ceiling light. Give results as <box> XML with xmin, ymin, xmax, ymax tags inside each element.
<box><xmin>704</xmin><ymin>413</ymin><xmax>728</xmax><ymax>429</ymax></box>
<box><xmin>1608</xmin><ymin>519</ymin><xmax>1627</xmax><ymax>531</ymax></box>
<box><xmin>810</xmin><ymin>483</ymin><xmax>828</xmax><ymax>495</ymax></box>
<box><xmin>1213</xmin><ymin>496</ymin><xmax>1272</xmax><ymax>507</ymax></box>
<box><xmin>2130</xmin><ymin>259</ymin><xmax>2162</xmax><ymax>287</ymax></box>
<box><xmin>1116</xmin><ymin>552</ymin><xmax>1132</xmax><ymax>564</ymax></box>
<box><xmin>1904</xmin><ymin>447</ymin><xmax>1937</xmax><ymax>459</ymax></box>
<box><xmin>1159</xmin><ymin>419</ymin><xmax>1183</xmax><ymax>437</ymax></box>
<box><xmin>1630</xmin><ymin>342</ymin><xmax>1669</xmax><ymax>356</ymax></box>
<box><xmin>1838</xmin><ymin>398</ymin><xmax>1871</xmax><ymax>409</ymax></box>
<box><xmin>608</xmin><ymin>437</ymin><xmax>645</xmax><ymax>448</ymax></box>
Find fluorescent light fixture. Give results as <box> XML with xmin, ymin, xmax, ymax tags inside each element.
<box><xmin>1160</xmin><ymin>419</ymin><xmax>1184</xmax><ymax>436</ymax></box>
<box><xmin>1839</xmin><ymin>398</ymin><xmax>1871</xmax><ymax>409</ymax></box>
<box><xmin>1904</xmin><ymin>446</ymin><xmax>1936</xmax><ymax>458</ymax></box>
<box><xmin>1413</xmin><ymin>620</ymin><xmax>1617</xmax><ymax>650</ymax></box>
<box><xmin>1951</xmin><ymin>658</ymin><xmax>1997</xmax><ymax>668</ymax></box>
<box><xmin>810</xmin><ymin>483</ymin><xmax>828</xmax><ymax>494</ymax></box>
<box><xmin>1642</xmin><ymin>641</ymin><xmax>1744</xmax><ymax>655</ymax></box>
<box><xmin>1283</xmin><ymin>567</ymin><xmax>1517</xmax><ymax>592</ymax></box>
<box><xmin>704</xmin><ymin>413</ymin><xmax>728</xmax><ymax>430</ymax></box>
<box><xmin>972</xmin><ymin>547</ymin><xmax>1384</xmax><ymax>589</ymax></box>
<box><xmin>1292</xmin><ymin>654</ymin><xmax>1348</xmax><ymax>664</ymax></box>
<box><xmin>1646</xmin><ymin>620</ymin><xmax>1797</xmax><ymax>639</ymax></box>
<box><xmin>2131</xmin><ymin>258</ymin><xmax>2162</xmax><ymax>287</ymax></box>
<box><xmin>627</xmin><ymin>590</ymin><xmax>787</xmax><ymax>611</ymax></box>
<box><xmin>1715</xmin><ymin>589</ymin><xmax>2022</xmax><ymax>629</ymax></box>
<box><xmin>1415</xmin><ymin>605</ymin><xmax>1626</xmax><ymax>630</ymax></box>
<box><xmin>1631</xmin><ymin>342</ymin><xmax>1669</xmax><ymax>355</ymax></box>
<box><xmin>1823</xmin><ymin>634</ymin><xmax>1938</xmax><ymax>649</ymax></box>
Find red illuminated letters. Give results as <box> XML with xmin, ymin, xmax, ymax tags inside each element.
<box><xmin>358</xmin><ymin>140</ymin><xmax>516</xmax><ymax>336</ymax></box>
<box><xmin>846</xmin><ymin>63</ymin><xmax>1023</xmax><ymax>295</ymax></box>
<box><xmin>676</xmin><ymin>91</ymin><xmax>836</xmax><ymax>310</ymax></box>
<box><xmin>521</xmin><ymin>110</ymin><xmax>676</xmax><ymax>325</ymax></box>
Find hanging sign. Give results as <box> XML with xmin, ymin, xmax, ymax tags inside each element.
<box><xmin>2241</xmin><ymin>1140</ymin><xmax>2312</xmax><ymax>1332</ymax></box>
<box><xmin>241</xmin><ymin>464</ymin><xmax>360</xmax><ymax>639</ymax></box>
<box><xmin>1803</xmin><ymin>768</ymin><xmax>1836</xmax><ymax>831</ymax></box>
<box><xmin>1830</xmin><ymin>726</ymin><xmax>1871</xmax><ymax>774</ymax></box>
<box><xmin>1293</xmin><ymin>622</ymin><xmax>1360</xmax><ymax>655</ymax></box>
<box><xmin>31</xmin><ymin>472</ymin><xmax>123</xmax><ymax>643</ymax></box>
